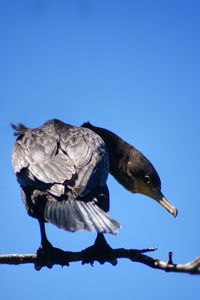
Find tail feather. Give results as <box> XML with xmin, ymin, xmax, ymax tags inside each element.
<box><xmin>78</xmin><ymin>202</ymin><xmax>105</xmax><ymax>232</ymax></box>
<box><xmin>44</xmin><ymin>199</ymin><xmax>121</xmax><ymax>234</ymax></box>
<box><xmin>83</xmin><ymin>202</ymin><xmax>116</xmax><ymax>233</ymax></box>
<box><xmin>75</xmin><ymin>201</ymin><xmax>98</xmax><ymax>231</ymax></box>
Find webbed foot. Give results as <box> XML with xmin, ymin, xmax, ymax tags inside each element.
<box><xmin>35</xmin><ymin>240</ymin><xmax>70</xmax><ymax>270</ymax></box>
<box><xmin>82</xmin><ymin>234</ymin><xmax>117</xmax><ymax>266</ymax></box>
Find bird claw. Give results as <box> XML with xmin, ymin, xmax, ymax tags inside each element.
<box><xmin>82</xmin><ymin>234</ymin><xmax>118</xmax><ymax>266</ymax></box>
<box><xmin>35</xmin><ymin>241</ymin><xmax>70</xmax><ymax>270</ymax></box>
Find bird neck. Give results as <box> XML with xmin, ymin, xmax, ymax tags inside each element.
<box><xmin>82</xmin><ymin>123</ymin><xmax>135</xmax><ymax>184</ymax></box>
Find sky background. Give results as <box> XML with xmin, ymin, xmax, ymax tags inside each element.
<box><xmin>1</xmin><ymin>0</ymin><xmax>200</xmax><ymax>299</ymax></box>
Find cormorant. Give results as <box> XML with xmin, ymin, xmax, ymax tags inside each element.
<box><xmin>12</xmin><ymin>119</ymin><xmax>177</xmax><ymax>266</ymax></box>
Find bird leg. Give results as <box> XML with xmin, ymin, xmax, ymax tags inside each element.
<box><xmin>39</xmin><ymin>219</ymin><xmax>51</xmax><ymax>248</ymax></box>
<box><xmin>35</xmin><ymin>220</ymin><xmax>70</xmax><ymax>270</ymax></box>
<box><xmin>82</xmin><ymin>233</ymin><xmax>118</xmax><ymax>266</ymax></box>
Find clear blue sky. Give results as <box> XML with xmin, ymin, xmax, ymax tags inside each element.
<box><xmin>1</xmin><ymin>0</ymin><xmax>200</xmax><ymax>299</ymax></box>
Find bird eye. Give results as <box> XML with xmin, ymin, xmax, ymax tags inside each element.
<box><xmin>144</xmin><ymin>175</ymin><xmax>151</xmax><ymax>184</ymax></box>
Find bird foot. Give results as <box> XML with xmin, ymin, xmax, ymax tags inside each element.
<box><xmin>35</xmin><ymin>240</ymin><xmax>70</xmax><ymax>270</ymax></box>
<box><xmin>82</xmin><ymin>234</ymin><xmax>118</xmax><ymax>266</ymax></box>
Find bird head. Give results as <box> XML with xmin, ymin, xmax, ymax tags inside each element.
<box><xmin>123</xmin><ymin>150</ymin><xmax>178</xmax><ymax>217</ymax></box>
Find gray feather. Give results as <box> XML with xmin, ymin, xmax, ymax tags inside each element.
<box><xmin>12</xmin><ymin>119</ymin><xmax>108</xmax><ymax>199</ymax></box>
<box><xmin>44</xmin><ymin>200</ymin><xmax>121</xmax><ymax>234</ymax></box>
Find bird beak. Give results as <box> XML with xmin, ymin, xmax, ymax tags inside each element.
<box><xmin>155</xmin><ymin>193</ymin><xmax>178</xmax><ymax>217</ymax></box>
<box><xmin>137</xmin><ymin>182</ymin><xmax>178</xmax><ymax>217</ymax></box>
<box><xmin>148</xmin><ymin>189</ymin><xmax>178</xmax><ymax>217</ymax></box>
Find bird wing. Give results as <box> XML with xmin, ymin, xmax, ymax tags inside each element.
<box><xmin>59</xmin><ymin>126</ymin><xmax>108</xmax><ymax>195</ymax></box>
<box><xmin>12</xmin><ymin>121</ymin><xmax>108</xmax><ymax>198</ymax></box>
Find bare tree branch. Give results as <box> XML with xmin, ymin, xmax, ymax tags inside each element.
<box><xmin>0</xmin><ymin>247</ymin><xmax>200</xmax><ymax>274</ymax></box>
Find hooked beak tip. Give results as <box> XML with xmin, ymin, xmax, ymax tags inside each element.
<box><xmin>171</xmin><ymin>206</ymin><xmax>178</xmax><ymax>218</ymax></box>
<box><xmin>158</xmin><ymin>196</ymin><xmax>178</xmax><ymax>218</ymax></box>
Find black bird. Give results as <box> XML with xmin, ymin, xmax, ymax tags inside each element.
<box><xmin>12</xmin><ymin>119</ymin><xmax>177</xmax><ymax>266</ymax></box>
